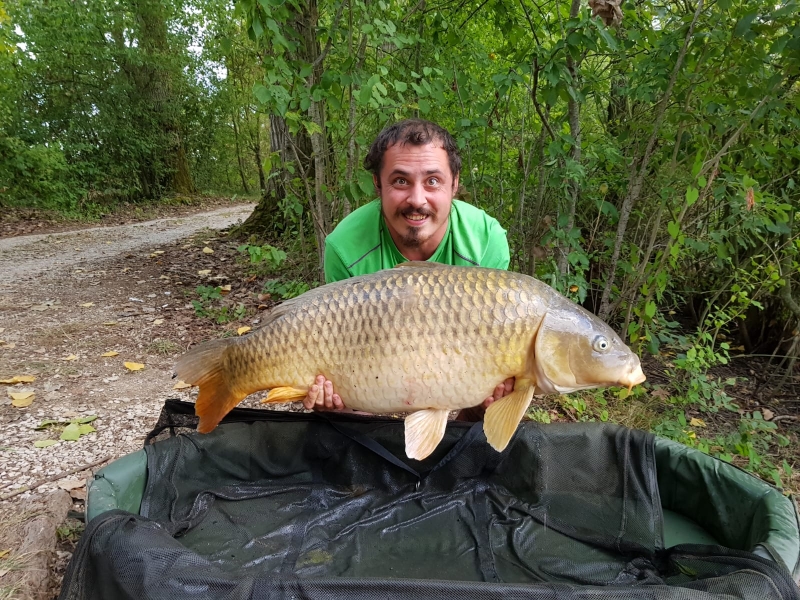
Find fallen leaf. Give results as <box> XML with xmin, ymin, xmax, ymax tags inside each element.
<box><xmin>63</xmin><ymin>354</ymin><xmax>78</xmax><ymax>361</ymax></box>
<box><xmin>689</xmin><ymin>417</ymin><xmax>707</xmax><ymax>428</ymax></box>
<box><xmin>70</xmin><ymin>489</ymin><xmax>87</xmax><ymax>501</ymax></box>
<box><xmin>0</xmin><ymin>375</ymin><xmax>36</xmax><ymax>384</ymax></box>
<box><xmin>103</xmin><ymin>321</ymin><xmax>117</xmax><ymax>326</ymax></box>
<box><xmin>159</xmin><ymin>275</ymin><xmax>170</xmax><ymax>280</ymax></box>
<box><xmin>763</xmin><ymin>408</ymin><xmax>775</xmax><ymax>421</ymax></box>
<box><xmin>60</xmin><ymin>423</ymin><xmax>81</xmax><ymax>441</ymax></box>
<box><xmin>101</xmin><ymin>351</ymin><xmax>119</xmax><ymax>357</ymax></box>
<box><xmin>173</xmin><ymin>380</ymin><xmax>192</xmax><ymax>390</ymax></box>
<box><xmin>34</xmin><ymin>440</ymin><xmax>58</xmax><ymax>448</ymax></box>
<box><xmin>80</xmin><ymin>302</ymin><xmax>94</xmax><ymax>308</ymax></box>
<box><xmin>237</xmin><ymin>326</ymin><xmax>251</xmax><ymax>335</ymax></box>
<box><xmin>10</xmin><ymin>392</ymin><xmax>34</xmax><ymax>407</ymax></box>
<box><xmin>30</xmin><ymin>304</ymin><xmax>50</xmax><ymax>311</ymax></box>
<box><xmin>0</xmin><ymin>328</ymin><xmax>4</xmax><ymax>333</ymax></box>
<box><xmin>0</xmin><ymin>550</ymin><xmax>9</xmax><ymax>559</ymax></box>
<box><xmin>76</xmin><ymin>415</ymin><xmax>98</xmax><ymax>424</ymax></box>
<box><xmin>202</xmin><ymin>247</ymin><xmax>214</xmax><ymax>254</ymax></box>
<box><xmin>57</xmin><ymin>478</ymin><xmax>85</xmax><ymax>491</ymax></box>
<box><xmin>3</xmin><ymin>343</ymin><xmax>16</xmax><ymax>349</ymax></box>
<box><xmin>35</xmin><ymin>419</ymin><xmax>60</xmax><ymax>429</ymax></box>
<box><xmin>153</xmin><ymin>319</ymin><xmax>164</xmax><ymax>325</ymax></box>
<box><xmin>650</xmin><ymin>389</ymin><xmax>670</xmax><ymax>399</ymax></box>
<box><xmin>197</xmin><ymin>269</ymin><xmax>211</xmax><ymax>276</ymax></box>
<box><xmin>569</xmin><ymin>285</ymin><xmax>579</xmax><ymax>293</ymax></box>
<box><xmin>124</xmin><ymin>362</ymin><xmax>145</xmax><ymax>371</ymax></box>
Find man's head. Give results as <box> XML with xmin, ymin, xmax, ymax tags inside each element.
<box><xmin>363</xmin><ymin>119</ymin><xmax>462</xmax><ymax>259</ymax></box>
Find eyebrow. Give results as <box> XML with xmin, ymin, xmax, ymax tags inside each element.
<box><xmin>388</xmin><ymin>168</ymin><xmax>446</xmax><ymax>177</ymax></box>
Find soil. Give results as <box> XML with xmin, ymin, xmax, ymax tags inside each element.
<box><xmin>0</xmin><ymin>201</ymin><xmax>281</xmax><ymax>599</ymax></box>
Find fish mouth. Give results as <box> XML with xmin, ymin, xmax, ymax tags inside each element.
<box><xmin>620</xmin><ymin>364</ymin><xmax>646</xmax><ymax>392</ymax></box>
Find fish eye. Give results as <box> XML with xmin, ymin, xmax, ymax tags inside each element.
<box><xmin>593</xmin><ymin>336</ymin><xmax>610</xmax><ymax>352</ymax></box>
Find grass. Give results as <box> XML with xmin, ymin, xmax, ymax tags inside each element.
<box><xmin>147</xmin><ymin>338</ymin><xmax>182</xmax><ymax>356</ymax></box>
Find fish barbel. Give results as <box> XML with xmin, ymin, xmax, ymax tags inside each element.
<box><xmin>175</xmin><ymin>262</ymin><xmax>645</xmax><ymax>460</ymax></box>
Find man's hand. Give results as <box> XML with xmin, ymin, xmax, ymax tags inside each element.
<box><xmin>456</xmin><ymin>377</ymin><xmax>516</xmax><ymax>422</ymax></box>
<box><xmin>303</xmin><ymin>375</ymin><xmax>345</xmax><ymax>411</ymax></box>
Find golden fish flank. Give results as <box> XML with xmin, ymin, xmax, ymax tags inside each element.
<box><xmin>175</xmin><ymin>262</ymin><xmax>645</xmax><ymax>461</ymax></box>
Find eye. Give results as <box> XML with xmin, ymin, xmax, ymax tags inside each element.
<box><xmin>394</xmin><ymin>178</ymin><xmax>407</xmax><ymax>185</ymax></box>
<box><xmin>592</xmin><ymin>336</ymin><xmax>610</xmax><ymax>352</ymax></box>
<box><xmin>427</xmin><ymin>177</ymin><xmax>440</xmax><ymax>186</ymax></box>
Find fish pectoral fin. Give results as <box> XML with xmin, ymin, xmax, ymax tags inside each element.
<box><xmin>262</xmin><ymin>386</ymin><xmax>308</xmax><ymax>403</ymax></box>
<box><xmin>483</xmin><ymin>382</ymin><xmax>535</xmax><ymax>453</ymax></box>
<box><xmin>404</xmin><ymin>409</ymin><xmax>450</xmax><ymax>461</ymax></box>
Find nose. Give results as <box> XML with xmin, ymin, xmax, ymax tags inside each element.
<box><xmin>407</xmin><ymin>182</ymin><xmax>427</xmax><ymax>209</ymax></box>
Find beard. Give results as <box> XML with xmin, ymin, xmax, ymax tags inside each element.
<box><xmin>392</xmin><ymin>206</ymin><xmax>437</xmax><ymax>248</ymax></box>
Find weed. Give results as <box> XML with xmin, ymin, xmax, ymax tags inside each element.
<box><xmin>147</xmin><ymin>338</ymin><xmax>181</xmax><ymax>356</ymax></box>
<box><xmin>56</xmin><ymin>521</ymin><xmax>85</xmax><ymax>543</ymax></box>
<box><xmin>238</xmin><ymin>243</ymin><xmax>287</xmax><ymax>274</ymax></box>
<box><xmin>192</xmin><ymin>286</ymin><xmax>247</xmax><ymax>324</ymax></box>
<box><xmin>263</xmin><ymin>279</ymin><xmax>309</xmax><ymax>300</ymax></box>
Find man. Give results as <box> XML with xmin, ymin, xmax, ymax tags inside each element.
<box><xmin>305</xmin><ymin>119</ymin><xmax>513</xmax><ymax>417</ymax></box>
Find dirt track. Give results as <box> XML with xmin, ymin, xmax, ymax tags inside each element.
<box><xmin>0</xmin><ymin>203</ymin><xmax>255</xmax><ymax>498</ymax></box>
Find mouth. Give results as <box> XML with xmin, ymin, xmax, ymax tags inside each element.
<box><xmin>403</xmin><ymin>213</ymin><xmax>429</xmax><ymax>226</ymax></box>
<box><xmin>620</xmin><ymin>364</ymin><xmax>647</xmax><ymax>392</ymax></box>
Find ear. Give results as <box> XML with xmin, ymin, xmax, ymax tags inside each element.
<box><xmin>373</xmin><ymin>173</ymin><xmax>381</xmax><ymax>192</ymax></box>
<box><xmin>452</xmin><ymin>173</ymin><xmax>459</xmax><ymax>195</ymax></box>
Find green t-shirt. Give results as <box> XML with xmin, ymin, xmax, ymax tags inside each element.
<box><xmin>324</xmin><ymin>199</ymin><xmax>510</xmax><ymax>283</ymax></box>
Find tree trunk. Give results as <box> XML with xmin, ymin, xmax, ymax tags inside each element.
<box><xmin>232</xmin><ymin>110</ymin><xmax>251</xmax><ymax>194</ymax></box>
<box><xmin>253</xmin><ymin>112</ymin><xmax>266</xmax><ymax>193</ymax></box>
<box><xmin>130</xmin><ymin>0</ymin><xmax>195</xmax><ymax>198</ymax></box>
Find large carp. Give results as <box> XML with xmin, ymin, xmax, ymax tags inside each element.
<box><xmin>176</xmin><ymin>262</ymin><xmax>645</xmax><ymax>460</ymax></box>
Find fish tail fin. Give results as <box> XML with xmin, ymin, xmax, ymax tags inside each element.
<box><xmin>175</xmin><ymin>339</ymin><xmax>246</xmax><ymax>433</ymax></box>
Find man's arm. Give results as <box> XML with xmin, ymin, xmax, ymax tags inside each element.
<box><xmin>324</xmin><ymin>241</ymin><xmax>352</xmax><ymax>284</ymax></box>
<box><xmin>480</xmin><ymin>220</ymin><xmax>510</xmax><ymax>270</ymax></box>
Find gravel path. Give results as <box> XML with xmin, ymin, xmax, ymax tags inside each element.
<box><xmin>0</xmin><ymin>204</ymin><xmax>255</xmax><ymax>287</ymax></box>
<box><xmin>0</xmin><ymin>203</ymin><xmax>255</xmax><ymax>503</ymax></box>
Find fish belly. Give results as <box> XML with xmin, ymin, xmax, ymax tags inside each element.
<box><xmin>240</xmin><ymin>266</ymin><xmax>541</xmax><ymax>413</ymax></box>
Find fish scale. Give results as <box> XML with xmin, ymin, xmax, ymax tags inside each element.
<box><xmin>176</xmin><ymin>262</ymin><xmax>645</xmax><ymax>460</ymax></box>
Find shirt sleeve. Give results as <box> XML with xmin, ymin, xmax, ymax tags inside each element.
<box><xmin>480</xmin><ymin>220</ymin><xmax>510</xmax><ymax>270</ymax></box>
<box><xmin>324</xmin><ymin>240</ymin><xmax>352</xmax><ymax>284</ymax></box>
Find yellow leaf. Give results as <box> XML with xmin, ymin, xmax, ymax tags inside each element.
<box><xmin>10</xmin><ymin>392</ymin><xmax>34</xmax><ymax>407</ymax></box>
<box><xmin>103</xmin><ymin>321</ymin><xmax>117</xmax><ymax>326</ymax></box>
<box><xmin>220</xmin><ymin>285</ymin><xmax>231</xmax><ymax>291</ymax></box>
<box><xmin>237</xmin><ymin>326</ymin><xmax>251</xmax><ymax>335</ymax></box>
<box><xmin>3</xmin><ymin>343</ymin><xmax>15</xmax><ymax>349</ymax></box>
<box><xmin>686</xmin><ymin>430</ymin><xmax>696</xmax><ymax>439</ymax></box>
<box><xmin>124</xmin><ymin>362</ymin><xmax>145</xmax><ymax>371</ymax></box>
<box><xmin>153</xmin><ymin>319</ymin><xmax>164</xmax><ymax>325</ymax></box>
<box><xmin>0</xmin><ymin>375</ymin><xmax>35</xmax><ymax>384</ymax></box>
<box><xmin>80</xmin><ymin>302</ymin><xmax>94</xmax><ymax>308</ymax></box>
<box><xmin>151</xmin><ymin>250</ymin><xmax>165</xmax><ymax>255</ymax></box>
<box><xmin>159</xmin><ymin>275</ymin><xmax>170</xmax><ymax>280</ymax></box>
<box><xmin>0</xmin><ymin>549</ymin><xmax>9</xmax><ymax>558</ymax></box>
<box><xmin>197</xmin><ymin>269</ymin><xmax>211</xmax><ymax>276</ymax></box>
<box><xmin>101</xmin><ymin>351</ymin><xmax>119</xmax><ymax>357</ymax></box>
<box><xmin>173</xmin><ymin>380</ymin><xmax>192</xmax><ymax>390</ymax></box>
<box><xmin>202</xmin><ymin>247</ymin><xmax>214</xmax><ymax>254</ymax></box>
<box><xmin>689</xmin><ymin>417</ymin><xmax>706</xmax><ymax>428</ymax></box>
<box><xmin>63</xmin><ymin>354</ymin><xmax>78</xmax><ymax>361</ymax></box>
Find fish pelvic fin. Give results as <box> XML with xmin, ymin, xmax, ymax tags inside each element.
<box><xmin>262</xmin><ymin>386</ymin><xmax>308</xmax><ymax>403</ymax></box>
<box><xmin>175</xmin><ymin>339</ymin><xmax>246</xmax><ymax>434</ymax></box>
<box><xmin>404</xmin><ymin>409</ymin><xmax>450</xmax><ymax>461</ymax></box>
<box><xmin>483</xmin><ymin>380</ymin><xmax>535</xmax><ymax>453</ymax></box>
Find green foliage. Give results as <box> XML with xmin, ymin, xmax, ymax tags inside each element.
<box><xmin>263</xmin><ymin>278</ymin><xmax>309</xmax><ymax>299</ymax></box>
<box><xmin>192</xmin><ymin>285</ymin><xmax>246</xmax><ymax>324</ymax></box>
<box><xmin>238</xmin><ymin>243</ymin><xmax>288</xmax><ymax>271</ymax></box>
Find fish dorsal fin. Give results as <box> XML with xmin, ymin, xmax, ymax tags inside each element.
<box><xmin>404</xmin><ymin>408</ymin><xmax>450</xmax><ymax>460</ymax></box>
<box><xmin>394</xmin><ymin>261</ymin><xmax>444</xmax><ymax>268</ymax></box>
<box><xmin>483</xmin><ymin>380</ymin><xmax>535</xmax><ymax>452</ymax></box>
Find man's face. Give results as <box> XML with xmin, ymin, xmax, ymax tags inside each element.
<box><xmin>375</xmin><ymin>142</ymin><xmax>458</xmax><ymax>258</ymax></box>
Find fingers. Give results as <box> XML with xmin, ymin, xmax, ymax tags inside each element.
<box><xmin>303</xmin><ymin>375</ymin><xmax>326</xmax><ymax>410</ymax></box>
<box><xmin>304</xmin><ymin>375</ymin><xmax>346</xmax><ymax>411</ymax></box>
<box><xmin>482</xmin><ymin>377</ymin><xmax>517</xmax><ymax>408</ymax></box>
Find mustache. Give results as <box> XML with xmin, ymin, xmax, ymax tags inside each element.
<box><xmin>398</xmin><ymin>206</ymin><xmax>435</xmax><ymax>218</ymax></box>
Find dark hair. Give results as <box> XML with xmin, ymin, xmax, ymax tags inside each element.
<box><xmin>363</xmin><ymin>119</ymin><xmax>462</xmax><ymax>182</ymax></box>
